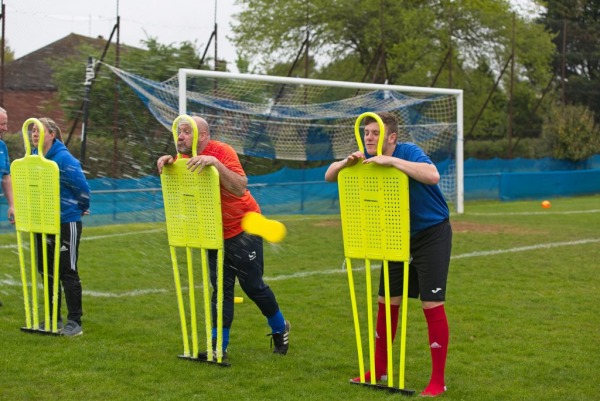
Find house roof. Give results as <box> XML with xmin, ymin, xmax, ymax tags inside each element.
<box><xmin>4</xmin><ymin>33</ymin><xmax>118</xmax><ymax>91</ymax></box>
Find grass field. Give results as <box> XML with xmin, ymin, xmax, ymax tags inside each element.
<box><xmin>1</xmin><ymin>195</ymin><xmax>599</xmax><ymax>401</ymax></box>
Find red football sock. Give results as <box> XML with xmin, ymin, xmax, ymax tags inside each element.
<box><xmin>421</xmin><ymin>305</ymin><xmax>449</xmax><ymax>396</ymax></box>
<box><xmin>374</xmin><ymin>301</ymin><xmax>400</xmax><ymax>378</ymax></box>
<box><xmin>351</xmin><ymin>301</ymin><xmax>400</xmax><ymax>383</ymax></box>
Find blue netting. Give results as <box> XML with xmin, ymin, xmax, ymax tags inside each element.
<box><xmin>0</xmin><ymin>155</ymin><xmax>600</xmax><ymax>232</ymax></box>
<box><xmin>2</xmin><ymin>156</ymin><xmax>599</xmax><ymax>234</ymax></box>
<box><xmin>103</xmin><ymin>64</ymin><xmax>458</xmax><ymax>165</ymax></box>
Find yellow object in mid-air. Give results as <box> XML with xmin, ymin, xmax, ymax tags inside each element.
<box><xmin>241</xmin><ymin>212</ymin><xmax>287</xmax><ymax>243</ymax></box>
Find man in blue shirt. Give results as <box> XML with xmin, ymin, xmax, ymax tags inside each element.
<box><xmin>0</xmin><ymin>107</ymin><xmax>14</xmax><ymax>308</ymax></box>
<box><xmin>325</xmin><ymin>112</ymin><xmax>452</xmax><ymax>397</ymax></box>
<box><xmin>0</xmin><ymin>107</ymin><xmax>14</xmax><ymax>225</ymax></box>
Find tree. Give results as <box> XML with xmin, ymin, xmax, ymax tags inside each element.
<box><xmin>1</xmin><ymin>37</ymin><xmax>15</xmax><ymax>63</ymax></box>
<box><xmin>51</xmin><ymin>38</ymin><xmax>202</xmax><ymax>178</ymax></box>
<box><xmin>541</xmin><ymin>103</ymin><xmax>600</xmax><ymax>161</ymax></box>
<box><xmin>231</xmin><ymin>0</ymin><xmax>557</xmax><ymax>151</ymax></box>
<box><xmin>540</xmin><ymin>0</ymin><xmax>600</xmax><ymax>122</ymax></box>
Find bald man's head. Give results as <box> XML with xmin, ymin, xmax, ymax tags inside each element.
<box><xmin>191</xmin><ymin>116</ymin><xmax>209</xmax><ymax>135</ymax></box>
<box><xmin>176</xmin><ymin>115</ymin><xmax>210</xmax><ymax>155</ymax></box>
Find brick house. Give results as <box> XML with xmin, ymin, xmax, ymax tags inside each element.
<box><xmin>2</xmin><ymin>33</ymin><xmax>111</xmax><ymax>135</ymax></box>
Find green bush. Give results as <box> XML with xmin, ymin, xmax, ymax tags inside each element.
<box><xmin>464</xmin><ymin>137</ymin><xmax>548</xmax><ymax>160</ymax></box>
<box><xmin>541</xmin><ymin>103</ymin><xmax>600</xmax><ymax>161</ymax></box>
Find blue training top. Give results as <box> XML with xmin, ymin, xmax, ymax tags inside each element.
<box><xmin>0</xmin><ymin>140</ymin><xmax>10</xmax><ymax>177</ymax></box>
<box><xmin>33</xmin><ymin>140</ymin><xmax>91</xmax><ymax>223</ymax></box>
<box><xmin>366</xmin><ymin>142</ymin><xmax>449</xmax><ymax>236</ymax></box>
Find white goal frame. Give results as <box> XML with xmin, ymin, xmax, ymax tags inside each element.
<box><xmin>177</xmin><ymin>69</ymin><xmax>464</xmax><ymax>213</ymax></box>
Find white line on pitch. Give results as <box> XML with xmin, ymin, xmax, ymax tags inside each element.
<box><xmin>1</xmin><ymin>237</ymin><xmax>598</xmax><ymax>298</ymax></box>
<box><xmin>450</xmin><ymin>238</ymin><xmax>600</xmax><ymax>259</ymax></box>
<box><xmin>468</xmin><ymin>209</ymin><xmax>600</xmax><ymax>216</ymax></box>
<box><xmin>0</xmin><ymin>229</ymin><xmax>164</xmax><ymax>250</ymax></box>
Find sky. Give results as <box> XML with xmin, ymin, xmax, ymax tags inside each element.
<box><xmin>4</xmin><ymin>0</ymin><xmax>541</xmax><ymax>73</ymax></box>
<box><xmin>4</xmin><ymin>0</ymin><xmax>239</xmax><ymax>68</ymax></box>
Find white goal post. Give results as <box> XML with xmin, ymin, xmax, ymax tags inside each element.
<box><xmin>177</xmin><ymin>69</ymin><xmax>464</xmax><ymax>213</ymax></box>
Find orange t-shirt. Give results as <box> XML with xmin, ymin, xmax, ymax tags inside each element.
<box><xmin>178</xmin><ymin>140</ymin><xmax>260</xmax><ymax>239</ymax></box>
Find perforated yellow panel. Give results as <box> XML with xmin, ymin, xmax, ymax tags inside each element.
<box><xmin>160</xmin><ymin>159</ymin><xmax>223</xmax><ymax>250</ymax></box>
<box><xmin>338</xmin><ymin>163</ymin><xmax>410</xmax><ymax>261</ymax></box>
<box><xmin>11</xmin><ymin>157</ymin><xmax>61</xmax><ymax>235</ymax></box>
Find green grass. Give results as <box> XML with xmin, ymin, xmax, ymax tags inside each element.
<box><xmin>1</xmin><ymin>195</ymin><xmax>599</xmax><ymax>400</ymax></box>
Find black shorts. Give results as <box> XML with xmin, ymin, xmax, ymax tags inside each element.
<box><xmin>378</xmin><ymin>219</ymin><xmax>452</xmax><ymax>302</ymax></box>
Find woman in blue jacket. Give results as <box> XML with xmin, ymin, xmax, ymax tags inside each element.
<box><xmin>31</xmin><ymin>118</ymin><xmax>91</xmax><ymax>336</ymax></box>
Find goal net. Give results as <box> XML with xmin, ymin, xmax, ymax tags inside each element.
<box><xmin>103</xmin><ymin>64</ymin><xmax>464</xmax><ymax>212</ymax></box>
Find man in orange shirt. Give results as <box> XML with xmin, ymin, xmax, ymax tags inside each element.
<box><xmin>157</xmin><ymin>116</ymin><xmax>290</xmax><ymax>358</ymax></box>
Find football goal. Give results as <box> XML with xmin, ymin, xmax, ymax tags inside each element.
<box><xmin>104</xmin><ymin>64</ymin><xmax>464</xmax><ymax>213</ymax></box>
